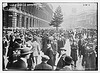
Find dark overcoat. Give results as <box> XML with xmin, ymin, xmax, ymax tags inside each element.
<box><xmin>71</xmin><ymin>44</ymin><xmax>78</xmax><ymax>61</ymax></box>
<box><xmin>45</xmin><ymin>48</ymin><xmax>54</xmax><ymax>66</ymax></box>
<box><xmin>11</xmin><ymin>58</ymin><xmax>27</xmax><ymax>70</ymax></box>
<box><xmin>34</xmin><ymin>62</ymin><xmax>52</xmax><ymax>71</ymax></box>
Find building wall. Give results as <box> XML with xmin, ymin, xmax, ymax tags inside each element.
<box><xmin>3</xmin><ymin>3</ymin><xmax>53</xmax><ymax>29</ymax></box>
<box><xmin>76</xmin><ymin>10</ymin><xmax>97</xmax><ymax>29</ymax></box>
<box><xmin>65</xmin><ymin>9</ymin><xmax>97</xmax><ymax>30</ymax></box>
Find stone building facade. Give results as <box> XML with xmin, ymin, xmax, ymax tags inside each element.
<box><xmin>3</xmin><ymin>3</ymin><xmax>53</xmax><ymax>30</ymax></box>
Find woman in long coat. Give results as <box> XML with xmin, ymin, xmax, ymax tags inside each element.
<box><xmin>71</xmin><ymin>41</ymin><xmax>78</xmax><ymax>67</ymax></box>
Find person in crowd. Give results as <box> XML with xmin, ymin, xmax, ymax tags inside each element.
<box><xmin>34</xmin><ymin>55</ymin><xmax>52</xmax><ymax>71</ymax></box>
<box><xmin>34</xmin><ymin>34</ymin><xmax>42</xmax><ymax>50</ymax></box>
<box><xmin>81</xmin><ymin>40</ymin><xmax>87</xmax><ymax>67</ymax></box>
<box><xmin>24</xmin><ymin>36</ymin><xmax>33</xmax><ymax>70</ymax></box>
<box><xmin>7</xmin><ymin>33</ymin><xmax>15</xmax><ymax>69</ymax></box>
<box><xmin>42</xmin><ymin>34</ymin><xmax>49</xmax><ymax>54</ymax></box>
<box><xmin>55</xmin><ymin>47</ymin><xmax>67</xmax><ymax>70</ymax></box>
<box><xmin>31</xmin><ymin>38</ymin><xmax>41</xmax><ymax>67</ymax></box>
<box><xmin>50</xmin><ymin>36</ymin><xmax>58</xmax><ymax>55</ymax></box>
<box><xmin>78</xmin><ymin>37</ymin><xmax>82</xmax><ymax>58</ymax></box>
<box><xmin>95</xmin><ymin>44</ymin><xmax>98</xmax><ymax>70</ymax></box>
<box><xmin>3</xmin><ymin>36</ymin><xmax>9</xmax><ymax>70</ymax></box>
<box><xmin>60</xmin><ymin>56</ymin><xmax>73</xmax><ymax>71</ymax></box>
<box><xmin>3</xmin><ymin>28</ymin><xmax>97</xmax><ymax>71</ymax></box>
<box><xmin>12</xmin><ymin>42</ymin><xmax>22</xmax><ymax>62</ymax></box>
<box><xmin>90</xmin><ymin>43</ymin><xmax>96</xmax><ymax>70</ymax></box>
<box><xmin>85</xmin><ymin>42</ymin><xmax>96</xmax><ymax>71</ymax></box>
<box><xmin>93</xmin><ymin>38</ymin><xmax>98</xmax><ymax>70</ymax></box>
<box><xmin>64</xmin><ymin>38</ymin><xmax>71</xmax><ymax>56</ymax></box>
<box><xmin>57</xmin><ymin>37</ymin><xmax>65</xmax><ymax>54</ymax></box>
<box><xmin>45</xmin><ymin>41</ymin><xmax>55</xmax><ymax>69</ymax></box>
<box><xmin>71</xmin><ymin>40</ymin><xmax>78</xmax><ymax>68</ymax></box>
<box><xmin>11</xmin><ymin>47</ymin><xmax>33</xmax><ymax>70</ymax></box>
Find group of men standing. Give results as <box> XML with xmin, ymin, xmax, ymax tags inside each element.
<box><xmin>2</xmin><ymin>28</ymin><xmax>97</xmax><ymax>71</ymax></box>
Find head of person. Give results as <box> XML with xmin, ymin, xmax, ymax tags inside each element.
<box><xmin>60</xmin><ymin>47</ymin><xmax>67</xmax><ymax>55</ymax></box>
<box><xmin>32</xmin><ymin>38</ymin><xmax>37</xmax><ymax>42</ymax></box>
<box><xmin>63</xmin><ymin>56</ymin><xmax>73</xmax><ymax>66</ymax></box>
<box><xmin>28</xmin><ymin>36</ymin><xmax>33</xmax><ymax>41</ymax></box>
<box><xmin>20</xmin><ymin>47</ymin><xmax>33</xmax><ymax>59</ymax></box>
<box><xmin>73</xmin><ymin>40</ymin><xmax>77</xmax><ymax>45</ymax></box>
<box><xmin>15</xmin><ymin>37</ymin><xmax>23</xmax><ymax>44</ymax></box>
<box><xmin>3</xmin><ymin>36</ymin><xmax>6</xmax><ymax>41</ymax></box>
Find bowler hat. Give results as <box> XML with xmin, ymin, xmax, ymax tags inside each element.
<box><xmin>63</xmin><ymin>56</ymin><xmax>73</xmax><ymax>65</ymax></box>
<box><xmin>15</xmin><ymin>38</ymin><xmax>22</xmax><ymax>44</ymax></box>
<box><xmin>27</xmin><ymin>36</ymin><xmax>33</xmax><ymax>40</ymax></box>
<box><xmin>14</xmin><ymin>42</ymin><xmax>21</xmax><ymax>50</ymax></box>
<box><xmin>20</xmin><ymin>47</ymin><xmax>33</xmax><ymax>55</ymax></box>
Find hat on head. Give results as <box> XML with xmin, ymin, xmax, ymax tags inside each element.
<box><xmin>27</xmin><ymin>36</ymin><xmax>33</xmax><ymax>40</ymax></box>
<box><xmin>41</xmin><ymin>55</ymin><xmax>50</xmax><ymax>61</ymax></box>
<box><xmin>49</xmin><ymin>36</ymin><xmax>54</xmax><ymax>40</ymax></box>
<box><xmin>63</xmin><ymin>56</ymin><xmax>73</xmax><ymax>65</ymax></box>
<box><xmin>3</xmin><ymin>36</ymin><xmax>6</xmax><ymax>39</ymax></box>
<box><xmin>60</xmin><ymin>47</ymin><xmax>66</xmax><ymax>51</ymax></box>
<box><xmin>15</xmin><ymin>38</ymin><xmax>22</xmax><ymax>44</ymax></box>
<box><xmin>20</xmin><ymin>47</ymin><xmax>33</xmax><ymax>56</ymax></box>
<box><xmin>14</xmin><ymin>42</ymin><xmax>21</xmax><ymax>49</ymax></box>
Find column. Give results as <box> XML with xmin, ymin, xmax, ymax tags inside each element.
<box><xmin>33</xmin><ymin>18</ymin><xmax>34</xmax><ymax>27</ymax></box>
<box><xmin>34</xmin><ymin>18</ymin><xmax>36</xmax><ymax>27</ymax></box>
<box><xmin>28</xmin><ymin>17</ymin><xmax>30</xmax><ymax>28</ymax></box>
<box><xmin>36</xmin><ymin>19</ymin><xmax>38</xmax><ymax>27</ymax></box>
<box><xmin>21</xmin><ymin>16</ymin><xmax>24</xmax><ymax>27</ymax></box>
<box><xmin>33</xmin><ymin>18</ymin><xmax>35</xmax><ymax>27</ymax></box>
<box><xmin>16</xmin><ymin>14</ymin><xmax>18</xmax><ymax>27</ymax></box>
<box><xmin>31</xmin><ymin>18</ymin><xmax>33</xmax><ymax>27</ymax></box>
<box><xmin>24</xmin><ymin>16</ymin><xmax>26</xmax><ymax>29</ymax></box>
<box><xmin>26</xmin><ymin>17</ymin><xmax>28</xmax><ymax>29</ymax></box>
<box><xmin>19</xmin><ymin>14</ymin><xmax>22</xmax><ymax>28</ymax></box>
<box><xmin>12</xmin><ymin>12</ymin><xmax>17</xmax><ymax>29</ymax></box>
<box><xmin>38</xmin><ymin>20</ymin><xmax>39</xmax><ymax>27</ymax></box>
<box><xmin>30</xmin><ymin>17</ymin><xmax>32</xmax><ymax>27</ymax></box>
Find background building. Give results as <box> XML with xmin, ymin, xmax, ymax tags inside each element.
<box><xmin>3</xmin><ymin>2</ymin><xmax>53</xmax><ymax>30</ymax></box>
<box><xmin>63</xmin><ymin>9</ymin><xmax>97</xmax><ymax>30</ymax></box>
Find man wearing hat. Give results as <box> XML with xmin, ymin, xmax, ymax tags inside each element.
<box><xmin>55</xmin><ymin>47</ymin><xmax>67</xmax><ymax>70</ymax></box>
<box><xmin>3</xmin><ymin>36</ymin><xmax>9</xmax><ymax>70</ymax></box>
<box><xmin>14</xmin><ymin>37</ymin><xmax>23</xmax><ymax>44</ymax></box>
<box><xmin>71</xmin><ymin>41</ymin><xmax>78</xmax><ymax>68</ymax></box>
<box><xmin>34</xmin><ymin>55</ymin><xmax>52</xmax><ymax>71</ymax></box>
<box><xmin>31</xmin><ymin>38</ymin><xmax>41</xmax><ymax>66</ymax></box>
<box><xmin>60</xmin><ymin>56</ymin><xmax>73</xmax><ymax>71</ymax></box>
<box><xmin>11</xmin><ymin>47</ymin><xmax>33</xmax><ymax>70</ymax></box>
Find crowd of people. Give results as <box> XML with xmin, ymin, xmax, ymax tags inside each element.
<box><xmin>2</xmin><ymin>28</ymin><xmax>97</xmax><ymax>71</ymax></box>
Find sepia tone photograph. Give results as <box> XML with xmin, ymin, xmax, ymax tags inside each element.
<box><xmin>2</xmin><ymin>2</ymin><xmax>98</xmax><ymax>71</ymax></box>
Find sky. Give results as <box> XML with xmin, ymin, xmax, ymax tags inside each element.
<box><xmin>49</xmin><ymin>2</ymin><xmax>97</xmax><ymax>29</ymax></box>
<box><xmin>50</xmin><ymin>2</ymin><xmax>97</xmax><ymax>17</ymax></box>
